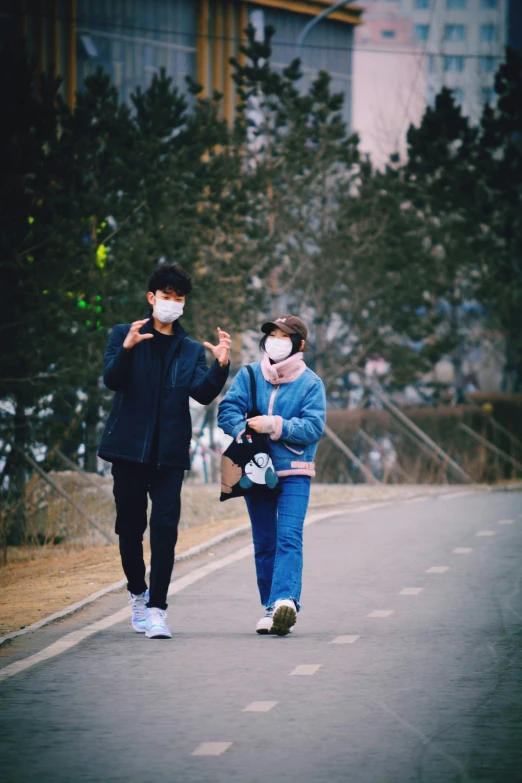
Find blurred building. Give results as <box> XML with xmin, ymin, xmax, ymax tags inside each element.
<box><xmin>1</xmin><ymin>0</ymin><xmax>362</xmax><ymax>129</ymax></box>
<box><xmin>353</xmin><ymin>0</ymin><xmax>509</xmax><ymax>167</ymax></box>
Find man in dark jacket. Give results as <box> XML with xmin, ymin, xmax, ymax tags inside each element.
<box><xmin>98</xmin><ymin>263</ymin><xmax>231</xmax><ymax>639</ymax></box>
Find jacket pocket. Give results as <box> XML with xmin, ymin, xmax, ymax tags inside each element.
<box><xmin>107</xmin><ymin>395</ymin><xmax>123</xmax><ymax>436</ymax></box>
<box><xmin>283</xmin><ymin>442</ymin><xmax>305</xmax><ymax>456</ymax></box>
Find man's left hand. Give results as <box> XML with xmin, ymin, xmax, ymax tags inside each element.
<box><xmin>204</xmin><ymin>328</ymin><xmax>231</xmax><ymax>367</ymax></box>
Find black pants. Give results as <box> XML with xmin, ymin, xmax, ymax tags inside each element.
<box><xmin>111</xmin><ymin>460</ymin><xmax>184</xmax><ymax>610</ymax></box>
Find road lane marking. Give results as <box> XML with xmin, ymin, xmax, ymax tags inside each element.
<box><xmin>367</xmin><ymin>610</ymin><xmax>394</xmax><ymax>618</ymax></box>
<box><xmin>426</xmin><ymin>566</ymin><xmax>450</xmax><ymax>573</ymax></box>
<box><xmin>440</xmin><ymin>491</ymin><xmax>475</xmax><ymax>501</ymax></box>
<box><xmin>290</xmin><ymin>664</ymin><xmax>322</xmax><ymax>676</ymax></box>
<box><xmin>497</xmin><ymin>519</ymin><xmax>514</xmax><ymax>525</ymax></box>
<box><xmin>349</xmin><ymin>502</ymin><xmax>389</xmax><ymax>514</ymax></box>
<box><xmin>192</xmin><ymin>743</ymin><xmax>232</xmax><ymax>756</ymax></box>
<box><xmin>399</xmin><ymin>588</ymin><xmax>423</xmax><ymax>595</ymax></box>
<box><xmin>243</xmin><ymin>701</ymin><xmax>278</xmax><ymax>712</ymax></box>
<box><xmin>330</xmin><ymin>635</ymin><xmax>360</xmax><ymax>644</ymax></box>
<box><xmin>453</xmin><ymin>548</ymin><xmax>473</xmax><ymax>554</ymax></box>
<box><xmin>476</xmin><ymin>530</ymin><xmax>495</xmax><ymax>536</ymax></box>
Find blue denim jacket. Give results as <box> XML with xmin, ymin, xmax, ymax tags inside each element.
<box><xmin>218</xmin><ymin>362</ymin><xmax>326</xmax><ymax>476</ymax></box>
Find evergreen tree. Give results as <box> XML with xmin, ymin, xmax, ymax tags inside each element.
<box><xmin>405</xmin><ymin>88</ymin><xmax>488</xmax><ymax>401</ymax></box>
<box><xmin>478</xmin><ymin>48</ymin><xmax>522</xmax><ymax>390</ymax></box>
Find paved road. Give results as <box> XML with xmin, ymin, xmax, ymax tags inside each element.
<box><xmin>1</xmin><ymin>489</ymin><xmax>522</xmax><ymax>783</ymax></box>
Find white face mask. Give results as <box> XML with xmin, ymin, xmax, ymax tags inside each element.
<box><xmin>265</xmin><ymin>336</ymin><xmax>293</xmax><ymax>363</ymax></box>
<box><xmin>153</xmin><ymin>297</ymin><xmax>184</xmax><ymax>324</ymax></box>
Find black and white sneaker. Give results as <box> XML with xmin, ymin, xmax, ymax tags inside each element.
<box><xmin>271</xmin><ymin>599</ymin><xmax>297</xmax><ymax>636</ymax></box>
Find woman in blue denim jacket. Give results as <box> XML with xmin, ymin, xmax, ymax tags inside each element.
<box><xmin>218</xmin><ymin>315</ymin><xmax>326</xmax><ymax>635</ymax></box>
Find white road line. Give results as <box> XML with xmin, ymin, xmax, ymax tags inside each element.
<box><xmin>399</xmin><ymin>588</ymin><xmax>423</xmax><ymax>595</ymax></box>
<box><xmin>349</xmin><ymin>502</ymin><xmax>390</xmax><ymax>514</ymax></box>
<box><xmin>426</xmin><ymin>566</ymin><xmax>450</xmax><ymax>573</ymax></box>
<box><xmin>440</xmin><ymin>491</ymin><xmax>475</xmax><ymax>501</ymax></box>
<box><xmin>303</xmin><ymin>502</ymin><xmax>390</xmax><ymax>528</ymax></box>
<box><xmin>453</xmin><ymin>547</ymin><xmax>473</xmax><ymax>554</ymax></box>
<box><xmin>403</xmin><ymin>496</ymin><xmax>428</xmax><ymax>504</ymax></box>
<box><xmin>367</xmin><ymin>610</ymin><xmax>394</xmax><ymax>618</ymax></box>
<box><xmin>290</xmin><ymin>664</ymin><xmax>323</xmax><ymax>676</ymax></box>
<box><xmin>330</xmin><ymin>635</ymin><xmax>360</xmax><ymax>644</ymax></box>
<box><xmin>497</xmin><ymin>519</ymin><xmax>514</xmax><ymax>525</ymax></box>
<box><xmin>242</xmin><ymin>701</ymin><xmax>278</xmax><ymax>712</ymax></box>
<box><xmin>191</xmin><ymin>742</ymin><xmax>232</xmax><ymax>756</ymax></box>
<box><xmin>476</xmin><ymin>530</ymin><xmax>495</xmax><ymax>537</ymax></box>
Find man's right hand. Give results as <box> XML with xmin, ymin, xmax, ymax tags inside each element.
<box><xmin>123</xmin><ymin>319</ymin><xmax>154</xmax><ymax>350</ymax></box>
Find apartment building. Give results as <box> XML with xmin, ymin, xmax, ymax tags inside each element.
<box><xmin>353</xmin><ymin>0</ymin><xmax>508</xmax><ymax>166</ymax></box>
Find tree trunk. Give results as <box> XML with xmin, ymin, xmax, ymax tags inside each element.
<box><xmin>83</xmin><ymin>386</ymin><xmax>100</xmax><ymax>473</ymax></box>
<box><xmin>6</xmin><ymin>399</ymin><xmax>30</xmax><ymax>544</ymax></box>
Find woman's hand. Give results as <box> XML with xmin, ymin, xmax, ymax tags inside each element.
<box><xmin>204</xmin><ymin>327</ymin><xmax>231</xmax><ymax>367</ymax></box>
<box><xmin>247</xmin><ymin>415</ymin><xmax>276</xmax><ymax>434</ymax></box>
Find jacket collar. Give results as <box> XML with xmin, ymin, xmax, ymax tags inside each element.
<box><xmin>260</xmin><ymin>352</ymin><xmax>306</xmax><ymax>385</ymax></box>
<box><xmin>140</xmin><ymin>310</ymin><xmax>188</xmax><ymax>339</ymax></box>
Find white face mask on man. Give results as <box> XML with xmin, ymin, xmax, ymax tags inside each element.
<box><xmin>265</xmin><ymin>336</ymin><xmax>293</xmax><ymax>363</ymax></box>
<box><xmin>153</xmin><ymin>297</ymin><xmax>184</xmax><ymax>324</ymax></box>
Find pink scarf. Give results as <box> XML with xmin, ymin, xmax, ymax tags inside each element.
<box><xmin>260</xmin><ymin>352</ymin><xmax>306</xmax><ymax>385</ymax></box>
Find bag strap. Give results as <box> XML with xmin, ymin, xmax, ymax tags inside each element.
<box><xmin>246</xmin><ymin>365</ymin><xmax>258</xmax><ymax>416</ymax></box>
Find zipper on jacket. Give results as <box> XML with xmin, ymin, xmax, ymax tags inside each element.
<box><xmin>268</xmin><ymin>386</ymin><xmax>279</xmax><ymax>416</ymax></box>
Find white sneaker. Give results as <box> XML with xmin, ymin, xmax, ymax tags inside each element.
<box><xmin>256</xmin><ymin>610</ymin><xmax>274</xmax><ymax>635</ymax></box>
<box><xmin>145</xmin><ymin>607</ymin><xmax>172</xmax><ymax>639</ymax></box>
<box><xmin>129</xmin><ymin>589</ymin><xmax>149</xmax><ymax>633</ymax></box>
<box><xmin>271</xmin><ymin>599</ymin><xmax>297</xmax><ymax>636</ymax></box>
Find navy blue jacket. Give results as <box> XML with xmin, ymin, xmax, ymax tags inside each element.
<box><xmin>98</xmin><ymin>318</ymin><xmax>229</xmax><ymax>469</ymax></box>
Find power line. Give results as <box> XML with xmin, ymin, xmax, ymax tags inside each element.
<box><xmin>5</xmin><ymin>10</ymin><xmax>507</xmax><ymax>61</ymax></box>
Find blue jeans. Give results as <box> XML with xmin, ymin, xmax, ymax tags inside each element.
<box><xmin>245</xmin><ymin>475</ymin><xmax>311</xmax><ymax>611</ymax></box>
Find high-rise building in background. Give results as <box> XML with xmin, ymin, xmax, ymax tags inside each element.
<box><xmin>353</xmin><ymin>0</ymin><xmax>508</xmax><ymax>167</ymax></box>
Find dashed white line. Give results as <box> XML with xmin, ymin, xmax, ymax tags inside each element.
<box><xmin>330</xmin><ymin>635</ymin><xmax>360</xmax><ymax>645</ymax></box>
<box><xmin>243</xmin><ymin>701</ymin><xmax>278</xmax><ymax>712</ymax></box>
<box><xmin>453</xmin><ymin>547</ymin><xmax>473</xmax><ymax>554</ymax></box>
<box><xmin>476</xmin><ymin>530</ymin><xmax>495</xmax><ymax>537</ymax></box>
<box><xmin>497</xmin><ymin>519</ymin><xmax>514</xmax><ymax>525</ymax></box>
<box><xmin>367</xmin><ymin>610</ymin><xmax>394</xmax><ymax>618</ymax></box>
<box><xmin>426</xmin><ymin>566</ymin><xmax>450</xmax><ymax>573</ymax></box>
<box><xmin>399</xmin><ymin>588</ymin><xmax>423</xmax><ymax>595</ymax></box>
<box><xmin>290</xmin><ymin>664</ymin><xmax>323</xmax><ymax>676</ymax></box>
<box><xmin>192</xmin><ymin>743</ymin><xmax>232</xmax><ymax>756</ymax></box>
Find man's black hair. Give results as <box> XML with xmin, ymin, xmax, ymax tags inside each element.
<box><xmin>259</xmin><ymin>332</ymin><xmax>302</xmax><ymax>357</ymax></box>
<box><xmin>148</xmin><ymin>263</ymin><xmax>192</xmax><ymax>296</ymax></box>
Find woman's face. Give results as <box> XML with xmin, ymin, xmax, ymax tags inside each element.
<box><xmin>268</xmin><ymin>327</ymin><xmax>305</xmax><ymax>352</ymax></box>
<box><xmin>269</xmin><ymin>327</ymin><xmax>292</xmax><ymax>341</ymax></box>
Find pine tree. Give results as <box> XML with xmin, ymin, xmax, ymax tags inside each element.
<box><xmin>478</xmin><ymin>48</ymin><xmax>522</xmax><ymax>391</ymax></box>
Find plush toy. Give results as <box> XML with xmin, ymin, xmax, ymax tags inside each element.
<box><xmin>239</xmin><ymin>452</ymin><xmax>279</xmax><ymax>490</ymax></box>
